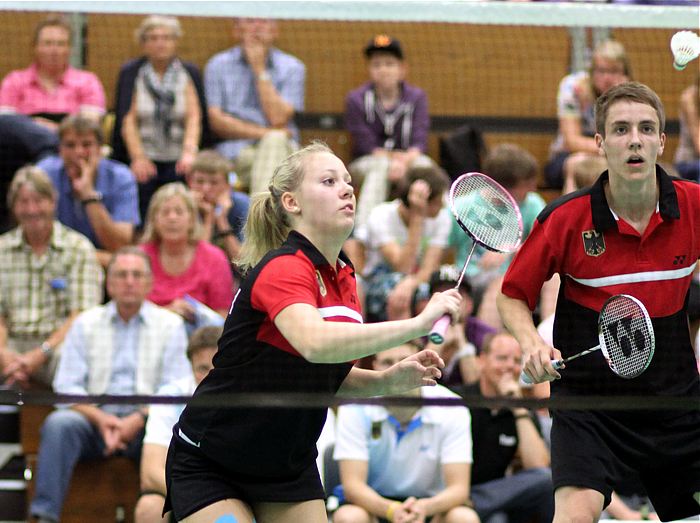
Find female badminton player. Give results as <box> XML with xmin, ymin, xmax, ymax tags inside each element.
<box><xmin>163</xmin><ymin>142</ymin><xmax>461</xmax><ymax>523</ymax></box>
<box><xmin>497</xmin><ymin>82</ymin><xmax>700</xmax><ymax>522</ymax></box>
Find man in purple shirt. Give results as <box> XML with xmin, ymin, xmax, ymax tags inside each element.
<box><xmin>345</xmin><ymin>35</ymin><xmax>434</xmax><ymax>229</ymax></box>
<box><xmin>204</xmin><ymin>18</ymin><xmax>305</xmax><ymax>195</ymax></box>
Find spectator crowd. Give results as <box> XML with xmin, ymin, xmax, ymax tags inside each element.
<box><xmin>0</xmin><ymin>13</ymin><xmax>697</xmax><ymax>523</ymax></box>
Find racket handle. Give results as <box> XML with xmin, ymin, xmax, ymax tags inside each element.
<box><xmin>519</xmin><ymin>359</ymin><xmax>564</xmax><ymax>385</ymax></box>
<box><xmin>428</xmin><ymin>315</ymin><xmax>451</xmax><ymax>344</ymax></box>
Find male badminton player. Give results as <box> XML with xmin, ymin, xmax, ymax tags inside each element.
<box><xmin>497</xmin><ymin>82</ymin><xmax>700</xmax><ymax>522</ymax></box>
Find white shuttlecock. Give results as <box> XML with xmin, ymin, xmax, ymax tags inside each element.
<box><xmin>670</xmin><ymin>30</ymin><xmax>700</xmax><ymax>71</ymax></box>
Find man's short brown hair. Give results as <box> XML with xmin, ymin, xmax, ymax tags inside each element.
<box><xmin>595</xmin><ymin>81</ymin><xmax>665</xmax><ymax>137</ymax></box>
<box><xmin>187</xmin><ymin>326</ymin><xmax>222</xmax><ymax>360</ymax></box>
<box><xmin>191</xmin><ymin>150</ymin><xmax>233</xmax><ymax>177</ymax></box>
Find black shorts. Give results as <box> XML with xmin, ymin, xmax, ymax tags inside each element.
<box><xmin>551</xmin><ymin>409</ymin><xmax>700</xmax><ymax>521</ymax></box>
<box><xmin>164</xmin><ymin>428</ymin><xmax>325</xmax><ymax>521</ymax></box>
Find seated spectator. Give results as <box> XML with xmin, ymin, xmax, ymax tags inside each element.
<box><xmin>186</xmin><ymin>149</ymin><xmax>250</xmax><ymax>261</ymax></box>
<box><xmin>448</xmin><ymin>144</ymin><xmax>549</xmax><ymax>329</ymax></box>
<box><xmin>345</xmin><ymin>34</ymin><xmax>433</xmax><ymax>229</ymax></box>
<box><xmin>452</xmin><ymin>333</ymin><xmax>554</xmax><ymax>523</ymax></box>
<box><xmin>37</xmin><ymin>115</ymin><xmax>141</xmax><ymax>267</ymax></box>
<box><xmin>205</xmin><ymin>17</ymin><xmax>305</xmax><ymax>195</ymax></box>
<box><xmin>333</xmin><ymin>342</ymin><xmax>478</xmax><ymax>523</ymax></box>
<box><xmin>139</xmin><ymin>183</ymin><xmax>234</xmax><ymax>332</ymax></box>
<box><xmin>572</xmin><ymin>155</ymin><xmax>607</xmax><ymax>193</ymax></box>
<box><xmin>134</xmin><ymin>325</ymin><xmax>220</xmax><ymax>523</ymax></box>
<box><xmin>544</xmin><ymin>39</ymin><xmax>631</xmax><ymax>192</ymax></box>
<box><xmin>357</xmin><ymin>165</ymin><xmax>451</xmax><ymax>322</ymax></box>
<box><xmin>0</xmin><ymin>166</ymin><xmax>103</xmax><ymax>389</ymax></box>
<box><xmin>420</xmin><ymin>264</ymin><xmax>498</xmax><ymax>386</ymax></box>
<box><xmin>674</xmin><ymin>75</ymin><xmax>699</xmax><ymax>182</ymax></box>
<box><xmin>29</xmin><ymin>246</ymin><xmax>191</xmax><ymax>523</ymax></box>
<box><xmin>113</xmin><ymin>15</ymin><xmax>207</xmax><ymax>220</ymax></box>
<box><xmin>0</xmin><ymin>15</ymin><xmax>105</xmax><ymax>230</ymax></box>
<box><xmin>0</xmin><ymin>15</ymin><xmax>105</xmax><ymax>128</ymax></box>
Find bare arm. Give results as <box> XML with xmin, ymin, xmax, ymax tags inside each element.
<box><xmin>680</xmin><ymin>86</ymin><xmax>700</xmax><ymax>153</ymax></box>
<box><xmin>82</xmin><ymin>203</ymin><xmax>134</xmax><ymax>252</ymax></box>
<box><xmin>255</xmin><ymin>73</ymin><xmax>294</xmax><ymax>128</ymax></box>
<box><xmin>380</xmin><ymin>179</ymin><xmax>433</xmax><ymax>273</ymax></box>
<box><xmin>560</xmin><ymin>117</ymin><xmax>598</xmax><ymax>154</ymax></box>
<box><xmin>243</xmin><ymin>41</ymin><xmax>294</xmax><ymax>128</ymax></box>
<box><xmin>274</xmin><ymin>290</ymin><xmax>460</xmax><ymax>364</ymax></box>
<box><xmin>208</xmin><ymin>106</ymin><xmax>269</xmax><ymax>141</ymax></box>
<box><xmin>412</xmin><ymin>462</ymin><xmax>471</xmax><ymax>517</ymax></box>
<box><xmin>337</xmin><ymin>350</ymin><xmax>444</xmax><ymax>397</ymax></box>
<box><xmin>121</xmin><ymin>92</ymin><xmax>157</xmax><ymax>183</ymax></box>
<box><xmin>497</xmin><ymin>291</ymin><xmax>561</xmax><ymax>383</ymax></box>
<box><xmin>0</xmin><ymin>311</ymin><xmax>79</xmax><ymax>384</ymax></box>
<box><xmin>139</xmin><ymin>443</ymin><xmax>168</xmax><ymax>493</ymax></box>
<box><xmin>121</xmin><ymin>93</ymin><xmax>147</xmax><ymax>164</ymax></box>
<box><xmin>380</xmin><ymin>215</ymin><xmax>425</xmax><ymax>274</ymax></box>
<box><xmin>513</xmin><ymin>411</ymin><xmax>550</xmax><ymax>469</ymax></box>
<box><xmin>340</xmin><ymin>459</ymin><xmax>402</xmax><ymax>519</ymax></box>
<box><xmin>181</xmin><ymin>80</ymin><xmax>201</xmax><ymax>156</ymax></box>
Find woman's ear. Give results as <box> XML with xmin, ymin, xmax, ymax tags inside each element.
<box><xmin>280</xmin><ymin>191</ymin><xmax>300</xmax><ymax>214</ymax></box>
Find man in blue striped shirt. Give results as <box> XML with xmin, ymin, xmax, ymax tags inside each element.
<box><xmin>205</xmin><ymin>18</ymin><xmax>305</xmax><ymax>195</ymax></box>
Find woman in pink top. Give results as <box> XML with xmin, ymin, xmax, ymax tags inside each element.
<box><xmin>140</xmin><ymin>182</ymin><xmax>235</xmax><ymax>324</ymax></box>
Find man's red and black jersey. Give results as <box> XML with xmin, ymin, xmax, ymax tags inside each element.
<box><xmin>503</xmin><ymin>167</ymin><xmax>700</xmax><ymax>399</ymax></box>
<box><xmin>177</xmin><ymin>231</ymin><xmax>359</xmax><ymax>477</ymax></box>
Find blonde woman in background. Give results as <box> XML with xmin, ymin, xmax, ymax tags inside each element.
<box><xmin>545</xmin><ymin>39</ymin><xmax>631</xmax><ymax>193</ymax></box>
<box><xmin>139</xmin><ymin>183</ymin><xmax>233</xmax><ymax>327</ymax></box>
<box><xmin>674</xmin><ymin>74</ymin><xmax>700</xmax><ymax>182</ymax></box>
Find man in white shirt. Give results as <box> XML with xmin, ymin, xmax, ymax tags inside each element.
<box><xmin>134</xmin><ymin>326</ymin><xmax>220</xmax><ymax>523</ymax></box>
<box><xmin>333</xmin><ymin>342</ymin><xmax>478</xmax><ymax>523</ymax></box>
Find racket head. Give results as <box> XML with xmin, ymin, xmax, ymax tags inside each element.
<box><xmin>597</xmin><ymin>294</ymin><xmax>655</xmax><ymax>379</ymax></box>
<box><xmin>449</xmin><ymin>172</ymin><xmax>523</xmax><ymax>253</ymax></box>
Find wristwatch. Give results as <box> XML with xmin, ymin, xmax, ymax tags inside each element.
<box><xmin>258</xmin><ymin>71</ymin><xmax>271</xmax><ymax>82</ymax></box>
<box><xmin>40</xmin><ymin>342</ymin><xmax>53</xmax><ymax>356</ymax></box>
<box><xmin>81</xmin><ymin>191</ymin><xmax>103</xmax><ymax>206</ymax></box>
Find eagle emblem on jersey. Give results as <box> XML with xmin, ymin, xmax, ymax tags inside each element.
<box><xmin>582</xmin><ymin>230</ymin><xmax>605</xmax><ymax>257</ymax></box>
<box><xmin>315</xmin><ymin>270</ymin><xmax>327</xmax><ymax>297</ymax></box>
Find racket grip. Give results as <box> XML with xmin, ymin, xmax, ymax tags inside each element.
<box><xmin>428</xmin><ymin>315</ymin><xmax>451</xmax><ymax>344</ymax></box>
<box><xmin>519</xmin><ymin>359</ymin><xmax>564</xmax><ymax>385</ymax></box>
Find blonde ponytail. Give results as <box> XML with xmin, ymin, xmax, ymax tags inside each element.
<box><xmin>235</xmin><ymin>141</ymin><xmax>334</xmax><ymax>274</ymax></box>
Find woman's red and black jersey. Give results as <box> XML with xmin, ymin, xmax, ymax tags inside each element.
<box><xmin>502</xmin><ymin>167</ymin><xmax>700</xmax><ymax>400</ymax></box>
<box><xmin>177</xmin><ymin>231</ymin><xmax>359</xmax><ymax>477</ymax></box>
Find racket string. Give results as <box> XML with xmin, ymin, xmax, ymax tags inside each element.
<box><xmin>451</xmin><ymin>175</ymin><xmax>522</xmax><ymax>253</ymax></box>
<box><xmin>599</xmin><ymin>297</ymin><xmax>654</xmax><ymax>378</ymax></box>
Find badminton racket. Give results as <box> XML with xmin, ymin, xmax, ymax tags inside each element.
<box><xmin>428</xmin><ymin>172</ymin><xmax>523</xmax><ymax>343</ymax></box>
<box><xmin>520</xmin><ymin>294</ymin><xmax>655</xmax><ymax>384</ymax></box>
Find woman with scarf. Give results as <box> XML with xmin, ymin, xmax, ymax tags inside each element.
<box><xmin>113</xmin><ymin>16</ymin><xmax>207</xmax><ymax>221</ymax></box>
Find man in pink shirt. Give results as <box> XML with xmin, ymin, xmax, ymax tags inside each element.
<box><xmin>0</xmin><ymin>15</ymin><xmax>106</xmax><ymax>233</ymax></box>
<box><xmin>0</xmin><ymin>15</ymin><xmax>105</xmax><ymax>128</ymax></box>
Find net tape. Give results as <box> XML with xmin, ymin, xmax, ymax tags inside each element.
<box><xmin>0</xmin><ymin>1</ymin><xmax>696</xmax><ymax>29</ymax></box>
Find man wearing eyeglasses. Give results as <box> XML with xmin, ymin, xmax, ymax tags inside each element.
<box><xmin>29</xmin><ymin>246</ymin><xmax>191</xmax><ymax>523</ymax></box>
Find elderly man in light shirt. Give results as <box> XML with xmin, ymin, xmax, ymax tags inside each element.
<box><xmin>29</xmin><ymin>247</ymin><xmax>191</xmax><ymax>523</ymax></box>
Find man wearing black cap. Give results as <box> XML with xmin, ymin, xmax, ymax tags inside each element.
<box><xmin>344</xmin><ymin>34</ymin><xmax>434</xmax><ymax>231</ymax></box>
<box><xmin>416</xmin><ymin>264</ymin><xmax>498</xmax><ymax>386</ymax></box>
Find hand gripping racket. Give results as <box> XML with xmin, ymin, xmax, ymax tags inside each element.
<box><xmin>428</xmin><ymin>172</ymin><xmax>523</xmax><ymax>343</ymax></box>
<box><xmin>520</xmin><ymin>294</ymin><xmax>655</xmax><ymax>384</ymax></box>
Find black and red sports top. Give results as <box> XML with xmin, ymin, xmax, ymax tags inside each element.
<box><xmin>503</xmin><ymin>167</ymin><xmax>699</xmax><ymax>399</ymax></box>
<box><xmin>178</xmin><ymin>231</ymin><xmax>359</xmax><ymax>477</ymax></box>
